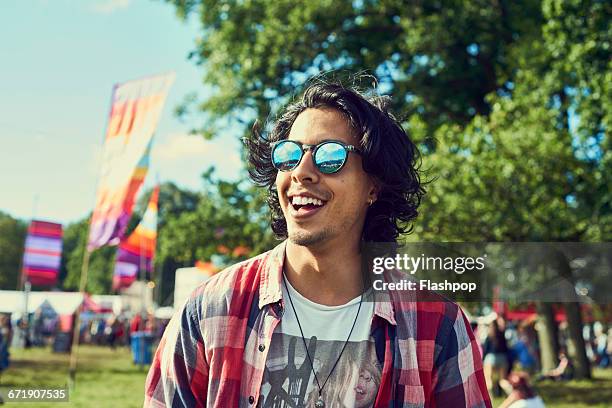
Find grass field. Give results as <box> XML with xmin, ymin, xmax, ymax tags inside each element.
<box><xmin>489</xmin><ymin>369</ymin><xmax>612</xmax><ymax>408</ymax></box>
<box><xmin>1</xmin><ymin>345</ymin><xmax>612</xmax><ymax>407</ymax></box>
<box><xmin>0</xmin><ymin>345</ymin><xmax>147</xmax><ymax>408</ymax></box>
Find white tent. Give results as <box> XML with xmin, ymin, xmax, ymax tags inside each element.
<box><xmin>43</xmin><ymin>292</ymin><xmax>83</xmax><ymax>315</ymax></box>
<box><xmin>173</xmin><ymin>267</ymin><xmax>212</xmax><ymax>310</ymax></box>
<box><xmin>0</xmin><ymin>290</ymin><xmax>83</xmax><ymax>315</ymax></box>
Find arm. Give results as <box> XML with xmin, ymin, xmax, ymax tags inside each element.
<box><xmin>547</xmin><ymin>356</ymin><xmax>568</xmax><ymax>377</ymax></box>
<box><xmin>144</xmin><ymin>296</ymin><xmax>209</xmax><ymax>408</ymax></box>
<box><xmin>482</xmin><ymin>337</ymin><xmax>491</xmax><ymax>358</ymax></box>
<box><xmin>497</xmin><ymin>392</ymin><xmax>521</xmax><ymax>408</ymax></box>
<box><xmin>431</xmin><ymin>306</ymin><xmax>492</xmax><ymax>408</ymax></box>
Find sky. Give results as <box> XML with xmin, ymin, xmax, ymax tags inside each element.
<box><xmin>0</xmin><ymin>0</ymin><xmax>243</xmax><ymax>224</ymax></box>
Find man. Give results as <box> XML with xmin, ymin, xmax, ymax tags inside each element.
<box><xmin>145</xmin><ymin>79</ymin><xmax>491</xmax><ymax>407</ymax></box>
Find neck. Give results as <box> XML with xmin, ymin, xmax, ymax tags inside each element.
<box><xmin>284</xmin><ymin>235</ymin><xmax>363</xmax><ymax>306</ymax></box>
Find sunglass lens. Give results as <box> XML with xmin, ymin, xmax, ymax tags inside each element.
<box><xmin>314</xmin><ymin>142</ymin><xmax>348</xmax><ymax>174</ymax></box>
<box><xmin>272</xmin><ymin>141</ymin><xmax>302</xmax><ymax>171</ymax></box>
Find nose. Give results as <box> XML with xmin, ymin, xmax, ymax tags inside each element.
<box><xmin>291</xmin><ymin>149</ymin><xmax>320</xmax><ymax>184</ymax></box>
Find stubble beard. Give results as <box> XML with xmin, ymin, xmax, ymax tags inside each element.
<box><xmin>288</xmin><ymin>225</ymin><xmax>333</xmax><ymax>247</ymax></box>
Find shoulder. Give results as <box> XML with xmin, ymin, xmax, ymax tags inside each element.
<box><xmin>388</xmin><ymin>279</ymin><xmax>476</xmax><ymax>362</ymax></box>
<box><xmin>410</xmin><ymin>297</ymin><xmax>474</xmax><ymax>360</ymax></box>
<box><xmin>385</xmin><ymin>269</ymin><xmax>469</xmax><ymax>339</ymax></box>
<box><xmin>180</xmin><ymin>248</ymin><xmax>276</xmax><ymax>323</ymax></box>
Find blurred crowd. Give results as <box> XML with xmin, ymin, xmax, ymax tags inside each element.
<box><xmin>2</xmin><ymin>308</ymin><xmax>611</xmax><ymax>407</ymax></box>
<box><xmin>476</xmin><ymin>316</ymin><xmax>612</xmax><ymax>407</ymax></box>
<box><xmin>0</xmin><ymin>309</ymin><xmax>171</xmax><ymax>371</ymax></box>
<box><xmin>81</xmin><ymin>312</ymin><xmax>168</xmax><ymax>349</ymax></box>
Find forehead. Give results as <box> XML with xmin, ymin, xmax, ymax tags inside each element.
<box><xmin>287</xmin><ymin>108</ymin><xmax>358</xmax><ymax>145</ymax></box>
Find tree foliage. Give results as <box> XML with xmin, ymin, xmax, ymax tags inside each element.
<box><xmin>165</xmin><ymin>0</ymin><xmax>610</xmax><ymax>378</ymax></box>
<box><xmin>167</xmin><ymin>0</ymin><xmax>546</xmax><ymax>137</ymax></box>
<box><xmin>61</xmin><ymin>217</ymin><xmax>116</xmax><ymax>294</ymax></box>
<box><xmin>167</xmin><ymin>0</ymin><xmax>610</xmax><ymax>242</ymax></box>
<box><xmin>157</xmin><ymin>169</ymin><xmax>276</xmax><ymax>266</ymax></box>
<box><xmin>0</xmin><ymin>211</ymin><xmax>26</xmax><ymax>290</ymax></box>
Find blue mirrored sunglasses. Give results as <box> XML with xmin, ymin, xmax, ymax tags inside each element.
<box><xmin>271</xmin><ymin>140</ymin><xmax>362</xmax><ymax>174</ymax></box>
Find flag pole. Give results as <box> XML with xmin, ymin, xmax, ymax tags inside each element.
<box><xmin>67</xmin><ymin>73</ymin><xmax>173</xmax><ymax>385</ymax></box>
<box><xmin>67</xmin><ymin>77</ymin><xmax>114</xmax><ymax>389</ymax></box>
<box><xmin>17</xmin><ymin>193</ymin><xmax>39</xmax><ymax>350</ymax></box>
<box><xmin>139</xmin><ymin>226</ymin><xmax>146</xmax><ymax>369</ymax></box>
<box><xmin>18</xmin><ymin>194</ymin><xmax>38</xmax><ymax>292</ymax></box>
<box><xmin>68</xmin><ymin>243</ymin><xmax>92</xmax><ymax>387</ymax></box>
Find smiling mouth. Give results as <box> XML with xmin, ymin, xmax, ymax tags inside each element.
<box><xmin>289</xmin><ymin>195</ymin><xmax>327</xmax><ymax>215</ymax></box>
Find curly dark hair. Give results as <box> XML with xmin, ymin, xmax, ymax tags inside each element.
<box><xmin>245</xmin><ymin>77</ymin><xmax>424</xmax><ymax>243</ymax></box>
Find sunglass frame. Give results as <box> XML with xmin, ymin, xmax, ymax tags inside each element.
<box><xmin>270</xmin><ymin>139</ymin><xmax>362</xmax><ymax>174</ymax></box>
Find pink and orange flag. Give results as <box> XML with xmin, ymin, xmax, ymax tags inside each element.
<box><xmin>88</xmin><ymin>73</ymin><xmax>174</xmax><ymax>251</ymax></box>
<box><xmin>112</xmin><ymin>186</ymin><xmax>159</xmax><ymax>290</ymax></box>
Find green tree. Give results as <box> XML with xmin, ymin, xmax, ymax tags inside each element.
<box><xmin>165</xmin><ymin>0</ymin><xmax>544</xmax><ymax>138</ymax></box>
<box><xmin>131</xmin><ymin>181</ymin><xmax>202</xmax><ymax>304</ymax></box>
<box><xmin>0</xmin><ymin>211</ymin><xmax>27</xmax><ymax>290</ymax></box>
<box><xmin>157</xmin><ymin>170</ymin><xmax>276</xmax><ymax>293</ymax></box>
<box><xmin>128</xmin><ymin>178</ymin><xmax>275</xmax><ymax>305</ymax></box>
<box><xmin>407</xmin><ymin>1</ymin><xmax>610</xmax><ymax>377</ymax></box>
<box><xmin>61</xmin><ymin>217</ymin><xmax>116</xmax><ymax>294</ymax></box>
<box><xmin>166</xmin><ymin>0</ymin><xmax>610</xmax><ymax>378</ymax></box>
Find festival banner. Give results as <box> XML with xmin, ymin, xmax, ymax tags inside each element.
<box><xmin>88</xmin><ymin>73</ymin><xmax>174</xmax><ymax>251</ymax></box>
<box><xmin>112</xmin><ymin>186</ymin><xmax>159</xmax><ymax>290</ymax></box>
<box><xmin>22</xmin><ymin>220</ymin><xmax>63</xmax><ymax>286</ymax></box>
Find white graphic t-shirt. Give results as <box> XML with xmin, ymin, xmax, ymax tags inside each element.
<box><xmin>258</xmin><ymin>277</ymin><xmax>380</xmax><ymax>408</ymax></box>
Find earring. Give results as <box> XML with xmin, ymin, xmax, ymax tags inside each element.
<box><xmin>368</xmin><ymin>198</ymin><xmax>374</xmax><ymax>206</ymax></box>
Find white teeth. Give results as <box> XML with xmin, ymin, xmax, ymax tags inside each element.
<box><xmin>291</xmin><ymin>196</ymin><xmax>324</xmax><ymax>206</ymax></box>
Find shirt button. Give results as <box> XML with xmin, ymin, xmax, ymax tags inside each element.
<box><xmin>248</xmin><ymin>395</ymin><xmax>255</xmax><ymax>404</ymax></box>
<box><xmin>258</xmin><ymin>344</ymin><xmax>265</xmax><ymax>352</ymax></box>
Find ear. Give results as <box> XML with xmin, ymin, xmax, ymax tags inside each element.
<box><xmin>367</xmin><ymin>178</ymin><xmax>380</xmax><ymax>204</ymax></box>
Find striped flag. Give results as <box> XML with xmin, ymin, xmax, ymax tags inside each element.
<box><xmin>112</xmin><ymin>186</ymin><xmax>159</xmax><ymax>290</ymax></box>
<box><xmin>88</xmin><ymin>73</ymin><xmax>174</xmax><ymax>251</ymax></box>
<box><xmin>22</xmin><ymin>220</ymin><xmax>63</xmax><ymax>286</ymax></box>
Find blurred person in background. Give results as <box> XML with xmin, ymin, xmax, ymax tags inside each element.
<box><xmin>115</xmin><ymin>316</ymin><xmax>126</xmax><ymax>346</ymax></box>
<box><xmin>29</xmin><ymin>309</ymin><xmax>44</xmax><ymax>347</ymax></box>
<box><xmin>90</xmin><ymin>318</ymin><xmax>104</xmax><ymax>345</ymax></box>
<box><xmin>499</xmin><ymin>371</ymin><xmax>545</xmax><ymax>408</ymax></box>
<box><xmin>0</xmin><ymin>314</ymin><xmax>12</xmax><ymax>381</ymax></box>
<box><xmin>105</xmin><ymin>314</ymin><xmax>120</xmax><ymax>350</ymax></box>
<box><xmin>537</xmin><ymin>347</ymin><xmax>573</xmax><ymax>381</ymax></box>
<box><xmin>482</xmin><ymin>319</ymin><xmax>509</xmax><ymax>396</ymax></box>
<box><xmin>144</xmin><ymin>312</ymin><xmax>156</xmax><ymax>335</ymax></box>
<box><xmin>593</xmin><ymin>322</ymin><xmax>609</xmax><ymax>368</ymax></box>
<box><xmin>607</xmin><ymin>328</ymin><xmax>612</xmax><ymax>368</ymax></box>
<box><xmin>512</xmin><ymin>324</ymin><xmax>538</xmax><ymax>375</ymax></box>
<box><xmin>130</xmin><ymin>313</ymin><xmax>142</xmax><ymax>336</ymax></box>
<box><xmin>11</xmin><ymin>313</ymin><xmax>29</xmax><ymax>349</ymax></box>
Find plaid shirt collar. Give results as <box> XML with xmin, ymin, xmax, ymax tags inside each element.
<box><xmin>257</xmin><ymin>240</ymin><xmax>397</xmax><ymax>325</ymax></box>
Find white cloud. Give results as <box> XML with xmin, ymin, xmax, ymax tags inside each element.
<box><xmin>151</xmin><ymin>132</ymin><xmax>243</xmax><ymax>187</ymax></box>
<box><xmin>154</xmin><ymin>132</ymin><xmax>240</xmax><ymax>164</ymax></box>
<box><xmin>91</xmin><ymin>0</ymin><xmax>131</xmax><ymax>14</ymax></box>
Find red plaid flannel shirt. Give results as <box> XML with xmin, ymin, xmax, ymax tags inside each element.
<box><xmin>145</xmin><ymin>241</ymin><xmax>491</xmax><ymax>407</ymax></box>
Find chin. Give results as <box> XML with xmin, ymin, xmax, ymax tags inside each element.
<box><xmin>288</xmin><ymin>228</ymin><xmax>330</xmax><ymax>247</ymax></box>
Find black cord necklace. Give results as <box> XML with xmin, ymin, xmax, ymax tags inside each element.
<box><xmin>282</xmin><ymin>272</ymin><xmax>364</xmax><ymax>408</ymax></box>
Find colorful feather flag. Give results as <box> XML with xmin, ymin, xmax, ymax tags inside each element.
<box><xmin>112</xmin><ymin>186</ymin><xmax>159</xmax><ymax>290</ymax></box>
<box><xmin>22</xmin><ymin>220</ymin><xmax>63</xmax><ymax>286</ymax></box>
<box><xmin>88</xmin><ymin>73</ymin><xmax>174</xmax><ymax>251</ymax></box>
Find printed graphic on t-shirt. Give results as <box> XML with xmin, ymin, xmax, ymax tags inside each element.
<box><xmin>258</xmin><ymin>332</ymin><xmax>381</xmax><ymax>408</ymax></box>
